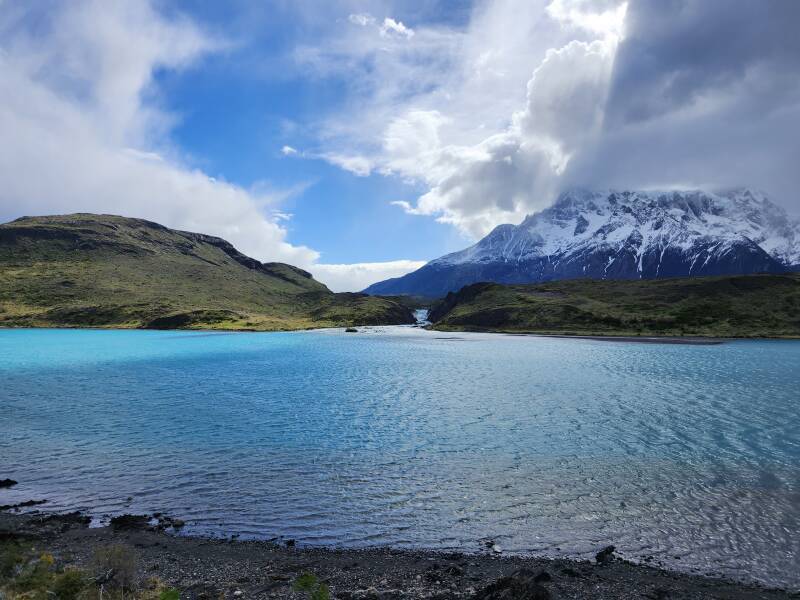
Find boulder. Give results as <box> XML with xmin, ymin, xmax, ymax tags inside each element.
<box><xmin>595</xmin><ymin>545</ymin><xmax>616</xmax><ymax>563</ymax></box>
<box><xmin>474</xmin><ymin>568</ymin><xmax>552</xmax><ymax>599</ymax></box>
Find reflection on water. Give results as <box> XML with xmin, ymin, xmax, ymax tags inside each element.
<box><xmin>1</xmin><ymin>327</ymin><xmax>798</xmax><ymax>588</ymax></box>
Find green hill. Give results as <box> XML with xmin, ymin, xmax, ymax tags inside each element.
<box><xmin>428</xmin><ymin>274</ymin><xmax>800</xmax><ymax>338</ymax></box>
<box><xmin>0</xmin><ymin>214</ymin><xmax>414</xmax><ymax>330</ymax></box>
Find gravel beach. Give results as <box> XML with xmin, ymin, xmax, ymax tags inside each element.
<box><xmin>1</xmin><ymin>510</ymin><xmax>795</xmax><ymax>599</ymax></box>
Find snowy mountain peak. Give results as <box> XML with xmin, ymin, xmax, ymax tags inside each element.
<box><xmin>365</xmin><ymin>188</ymin><xmax>800</xmax><ymax>298</ymax></box>
<box><xmin>432</xmin><ymin>188</ymin><xmax>800</xmax><ymax>270</ymax></box>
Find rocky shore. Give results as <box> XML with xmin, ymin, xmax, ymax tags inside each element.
<box><xmin>1</xmin><ymin>510</ymin><xmax>795</xmax><ymax>600</ymax></box>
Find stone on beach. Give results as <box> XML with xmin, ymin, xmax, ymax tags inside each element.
<box><xmin>474</xmin><ymin>568</ymin><xmax>552</xmax><ymax>599</ymax></box>
<box><xmin>595</xmin><ymin>545</ymin><xmax>616</xmax><ymax>563</ymax></box>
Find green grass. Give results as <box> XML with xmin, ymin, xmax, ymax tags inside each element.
<box><xmin>0</xmin><ymin>214</ymin><xmax>414</xmax><ymax>330</ymax></box>
<box><xmin>429</xmin><ymin>274</ymin><xmax>800</xmax><ymax>338</ymax></box>
<box><xmin>0</xmin><ymin>541</ymin><xmax>174</xmax><ymax>600</ymax></box>
<box><xmin>293</xmin><ymin>572</ymin><xmax>330</xmax><ymax>600</ymax></box>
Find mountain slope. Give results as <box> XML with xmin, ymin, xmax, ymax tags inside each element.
<box><xmin>366</xmin><ymin>189</ymin><xmax>800</xmax><ymax>297</ymax></box>
<box><xmin>0</xmin><ymin>214</ymin><xmax>414</xmax><ymax>329</ymax></box>
<box><xmin>429</xmin><ymin>274</ymin><xmax>800</xmax><ymax>338</ymax></box>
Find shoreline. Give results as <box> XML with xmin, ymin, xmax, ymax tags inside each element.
<box><xmin>3</xmin><ymin>323</ymin><xmax>800</xmax><ymax>343</ymax></box>
<box><xmin>1</xmin><ymin>510</ymin><xmax>796</xmax><ymax>599</ymax></box>
<box><xmin>501</xmin><ymin>332</ymin><xmax>727</xmax><ymax>345</ymax></box>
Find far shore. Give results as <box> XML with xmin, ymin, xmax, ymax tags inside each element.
<box><xmin>4</xmin><ymin>323</ymin><xmax>800</xmax><ymax>343</ymax></box>
<box><xmin>1</xmin><ymin>509</ymin><xmax>796</xmax><ymax>599</ymax></box>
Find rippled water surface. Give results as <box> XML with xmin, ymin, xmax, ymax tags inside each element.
<box><xmin>1</xmin><ymin>328</ymin><xmax>799</xmax><ymax>588</ymax></box>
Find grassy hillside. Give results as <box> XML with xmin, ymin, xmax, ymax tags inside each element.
<box><xmin>429</xmin><ymin>274</ymin><xmax>800</xmax><ymax>338</ymax></box>
<box><xmin>0</xmin><ymin>214</ymin><xmax>414</xmax><ymax>330</ymax></box>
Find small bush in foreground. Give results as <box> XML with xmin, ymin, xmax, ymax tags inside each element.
<box><xmin>90</xmin><ymin>544</ymin><xmax>137</xmax><ymax>591</ymax></box>
<box><xmin>53</xmin><ymin>569</ymin><xmax>87</xmax><ymax>600</ymax></box>
<box><xmin>294</xmin><ymin>572</ymin><xmax>330</xmax><ymax>600</ymax></box>
<box><xmin>158</xmin><ymin>588</ymin><xmax>180</xmax><ymax>600</ymax></box>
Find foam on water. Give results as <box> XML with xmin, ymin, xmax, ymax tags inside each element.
<box><xmin>1</xmin><ymin>328</ymin><xmax>798</xmax><ymax>588</ymax></box>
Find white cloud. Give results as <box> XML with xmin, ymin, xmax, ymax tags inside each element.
<box><xmin>309</xmin><ymin>0</ymin><xmax>800</xmax><ymax>242</ymax></box>
<box><xmin>311</xmin><ymin>260</ymin><xmax>426</xmax><ymax>293</ymax></box>
<box><xmin>321</xmin><ymin>153</ymin><xmax>373</xmax><ymax>177</ymax></box>
<box><xmin>380</xmin><ymin>18</ymin><xmax>414</xmax><ymax>39</ymax></box>
<box><xmin>0</xmin><ymin>1</ymin><xmax>320</xmax><ymax>268</ymax></box>
<box><xmin>390</xmin><ymin>200</ymin><xmax>425</xmax><ymax>215</ymax></box>
<box><xmin>0</xmin><ymin>1</ymin><xmax>426</xmax><ymax>294</ymax></box>
<box><xmin>545</xmin><ymin>0</ymin><xmax>627</xmax><ymax>39</ymax></box>
<box><xmin>347</xmin><ymin>13</ymin><xmax>413</xmax><ymax>39</ymax></box>
<box><xmin>372</xmin><ymin>9</ymin><xmax>618</xmax><ymax>237</ymax></box>
<box><xmin>348</xmin><ymin>13</ymin><xmax>375</xmax><ymax>27</ymax></box>
<box><xmin>299</xmin><ymin>0</ymin><xmax>625</xmax><ymax>239</ymax></box>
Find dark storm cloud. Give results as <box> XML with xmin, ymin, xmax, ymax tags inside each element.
<box><xmin>607</xmin><ymin>0</ymin><xmax>800</xmax><ymax>124</ymax></box>
<box><xmin>566</xmin><ymin>0</ymin><xmax>800</xmax><ymax>209</ymax></box>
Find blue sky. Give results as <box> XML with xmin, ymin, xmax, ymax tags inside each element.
<box><xmin>1</xmin><ymin>1</ymin><xmax>798</xmax><ymax>290</ymax></box>
<box><xmin>156</xmin><ymin>42</ymin><xmax>466</xmax><ymax>265</ymax></box>
<box><xmin>156</xmin><ymin>1</ymin><xmax>475</xmax><ymax>265</ymax></box>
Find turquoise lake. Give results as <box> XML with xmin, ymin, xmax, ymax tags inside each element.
<box><xmin>1</xmin><ymin>327</ymin><xmax>799</xmax><ymax>588</ymax></box>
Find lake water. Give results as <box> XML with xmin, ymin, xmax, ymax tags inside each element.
<box><xmin>1</xmin><ymin>328</ymin><xmax>799</xmax><ymax>588</ymax></box>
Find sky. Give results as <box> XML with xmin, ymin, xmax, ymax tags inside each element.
<box><xmin>1</xmin><ymin>0</ymin><xmax>798</xmax><ymax>291</ymax></box>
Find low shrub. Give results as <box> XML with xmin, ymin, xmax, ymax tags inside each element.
<box><xmin>53</xmin><ymin>569</ymin><xmax>87</xmax><ymax>600</ymax></box>
<box><xmin>90</xmin><ymin>544</ymin><xmax>137</xmax><ymax>591</ymax></box>
<box><xmin>294</xmin><ymin>572</ymin><xmax>330</xmax><ymax>600</ymax></box>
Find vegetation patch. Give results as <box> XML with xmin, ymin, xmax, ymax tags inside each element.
<box><xmin>293</xmin><ymin>572</ymin><xmax>330</xmax><ymax>600</ymax></box>
<box><xmin>0</xmin><ymin>540</ymin><xmax>174</xmax><ymax>600</ymax></box>
<box><xmin>430</xmin><ymin>274</ymin><xmax>800</xmax><ymax>338</ymax></box>
<box><xmin>0</xmin><ymin>214</ymin><xmax>415</xmax><ymax>331</ymax></box>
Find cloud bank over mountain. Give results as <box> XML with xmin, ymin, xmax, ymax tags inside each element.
<box><xmin>308</xmin><ymin>0</ymin><xmax>800</xmax><ymax>239</ymax></box>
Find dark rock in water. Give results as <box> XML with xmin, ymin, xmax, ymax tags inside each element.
<box><xmin>0</xmin><ymin>499</ymin><xmax>46</xmax><ymax>511</ymax></box>
<box><xmin>345</xmin><ymin>327</ymin><xmax>358</xmax><ymax>332</ymax></box>
<box><xmin>474</xmin><ymin>568</ymin><xmax>552</xmax><ymax>599</ymax></box>
<box><xmin>150</xmin><ymin>514</ymin><xmax>186</xmax><ymax>530</ymax></box>
<box><xmin>40</xmin><ymin>511</ymin><xmax>91</xmax><ymax>526</ymax></box>
<box><xmin>0</xmin><ymin>478</ymin><xmax>17</xmax><ymax>488</ymax></box>
<box><xmin>596</xmin><ymin>545</ymin><xmax>616</xmax><ymax>563</ymax></box>
<box><xmin>285</xmin><ymin>539</ymin><xmax>296</xmax><ymax>548</ymax></box>
<box><xmin>110</xmin><ymin>513</ymin><xmax>151</xmax><ymax>530</ymax></box>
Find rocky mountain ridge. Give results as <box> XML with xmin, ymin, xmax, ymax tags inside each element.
<box><xmin>365</xmin><ymin>188</ymin><xmax>800</xmax><ymax>297</ymax></box>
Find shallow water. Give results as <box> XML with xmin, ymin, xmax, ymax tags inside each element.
<box><xmin>1</xmin><ymin>327</ymin><xmax>799</xmax><ymax>588</ymax></box>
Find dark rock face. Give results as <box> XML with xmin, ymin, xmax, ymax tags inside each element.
<box><xmin>109</xmin><ymin>514</ymin><xmax>151</xmax><ymax>530</ymax></box>
<box><xmin>367</xmin><ymin>243</ymin><xmax>787</xmax><ymax>298</ymax></box>
<box><xmin>109</xmin><ymin>513</ymin><xmax>186</xmax><ymax>531</ymax></box>
<box><xmin>144</xmin><ymin>309</ymin><xmax>241</xmax><ymax>330</ymax></box>
<box><xmin>365</xmin><ymin>189</ymin><xmax>800</xmax><ymax>298</ymax></box>
<box><xmin>428</xmin><ymin>282</ymin><xmax>498</xmax><ymax>323</ymax></box>
<box><xmin>595</xmin><ymin>545</ymin><xmax>616</xmax><ymax>563</ymax></box>
<box><xmin>474</xmin><ymin>568</ymin><xmax>552</xmax><ymax>599</ymax></box>
<box><xmin>0</xmin><ymin>479</ymin><xmax>17</xmax><ymax>488</ymax></box>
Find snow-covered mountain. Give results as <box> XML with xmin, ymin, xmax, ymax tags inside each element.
<box><xmin>365</xmin><ymin>188</ymin><xmax>800</xmax><ymax>297</ymax></box>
